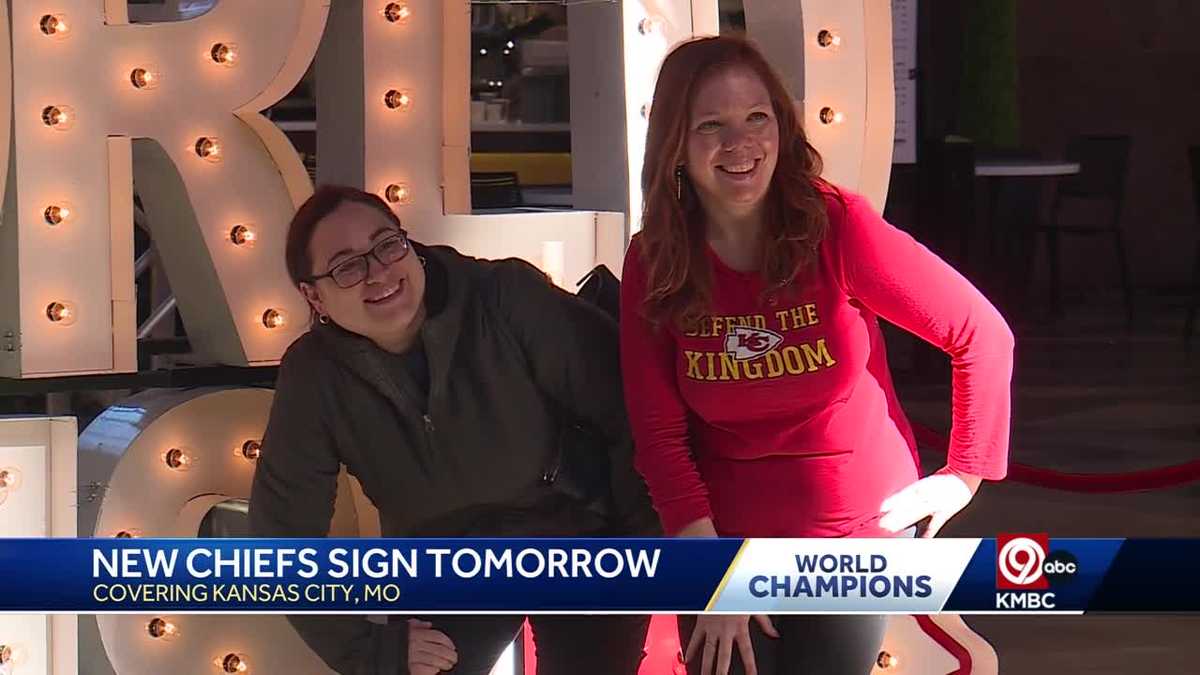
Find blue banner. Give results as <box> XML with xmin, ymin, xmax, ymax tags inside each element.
<box><xmin>0</xmin><ymin>538</ymin><xmax>739</xmax><ymax>613</ymax></box>
<box><xmin>1</xmin><ymin>538</ymin><xmax>1198</xmax><ymax>613</ymax></box>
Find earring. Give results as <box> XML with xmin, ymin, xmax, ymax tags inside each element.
<box><xmin>318</xmin><ymin>314</ymin><xmax>330</xmax><ymax>325</ymax></box>
<box><xmin>418</xmin><ymin>255</ymin><xmax>427</xmax><ymax>268</ymax></box>
<box><xmin>674</xmin><ymin>165</ymin><xmax>685</xmax><ymax>201</ymax></box>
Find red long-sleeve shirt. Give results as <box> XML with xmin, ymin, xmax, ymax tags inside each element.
<box><xmin>619</xmin><ymin>188</ymin><xmax>1013</xmax><ymax>537</ymax></box>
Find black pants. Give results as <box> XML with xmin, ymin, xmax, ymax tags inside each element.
<box><xmin>677</xmin><ymin>614</ymin><xmax>886</xmax><ymax>675</ymax></box>
<box><xmin>422</xmin><ymin>614</ymin><xmax>649</xmax><ymax>675</ymax></box>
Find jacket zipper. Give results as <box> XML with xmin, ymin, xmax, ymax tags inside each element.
<box><xmin>421</xmin><ymin>413</ymin><xmax>436</xmax><ymax>466</ymax></box>
<box><xmin>363</xmin><ymin>352</ymin><xmax>436</xmax><ymax>465</ymax></box>
<box><xmin>421</xmin><ymin>328</ymin><xmax>438</xmax><ymax>453</ymax></box>
<box><xmin>387</xmin><ymin>378</ymin><xmax>433</xmax><ymax>455</ymax></box>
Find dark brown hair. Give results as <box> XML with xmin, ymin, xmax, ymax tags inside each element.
<box><xmin>285</xmin><ymin>184</ymin><xmax>404</xmax><ymax>285</ymax></box>
<box><xmin>638</xmin><ymin>35</ymin><xmax>838</xmax><ymax>329</ymax></box>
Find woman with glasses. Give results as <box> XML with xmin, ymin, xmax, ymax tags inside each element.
<box><xmin>249</xmin><ymin>185</ymin><xmax>655</xmax><ymax>675</ymax></box>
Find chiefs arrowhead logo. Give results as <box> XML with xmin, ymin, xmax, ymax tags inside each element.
<box><xmin>724</xmin><ymin>326</ymin><xmax>784</xmax><ymax>361</ymax></box>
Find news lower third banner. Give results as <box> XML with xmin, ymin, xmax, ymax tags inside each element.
<box><xmin>0</xmin><ymin>537</ymin><xmax>1197</xmax><ymax>614</ymax></box>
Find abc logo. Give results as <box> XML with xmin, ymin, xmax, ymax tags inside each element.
<box><xmin>1043</xmin><ymin>550</ymin><xmax>1079</xmax><ymax>585</ymax></box>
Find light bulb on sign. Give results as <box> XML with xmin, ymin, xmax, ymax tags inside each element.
<box><xmin>210</xmin><ymin>43</ymin><xmax>238</xmax><ymax>67</ymax></box>
<box><xmin>230</xmin><ymin>224</ymin><xmax>257</xmax><ymax>247</ymax></box>
<box><xmin>0</xmin><ymin>467</ymin><xmax>19</xmax><ymax>508</ymax></box>
<box><xmin>42</xmin><ymin>105</ymin><xmax>75</xmax><ymax>130</ymax></box>
<box><xmin>262</xmin><ymin>309</ymin><xmax>286</xmax><ymax>329</ymax></box>
<box><xmin>819</xmin><ymin>107</ymin><xmax>845</xmax><ymax>125</ymax></box>
<box><xmin>216</xmin><ymin>653</ymin><xmax>250</xmax><ymax>673</ymax></box>
<box><xmin>384</xmin><ymin>183</ymin><xmax>412</xmax><ymax>205</ymax></box>
<box><xmin>148</xmin><ymin>618</ymin><xmax>180</xmax><ymax>641</ymax></box>
<box><xmin>876</xmin><ymin>650</ymin><xmax>898</xmax><ymax>670</ymax></box>
<box><xmin>383</xmin><ymin>2</ymin><xmax>411</xmax><ymax>24</ymax></box>
<box><xmin>44</xmin><ymin>203</ymin><xmax>73</xmax><ymax>226</ymax></box>
<box><xmin>383</xmin><ymin>89</ymin><xmax>413</xmax><ymax>112</ymax></box>
<box><xmin>163</xmin><ymin>447</ymin><xmax>194</xmax><ymax>472</ymax></box>
<box><xmin>239</xmin><ymin>440</ymin><xmax>262</xmax><ymax>461</ymax></box>
<box><xmin>817</xmin><ymin>29</ymin><xmax>842</xmax><ymax>49</ymax></box>
<box><xmin>638</xmin><ymin>16</ymin><xmax>664</xmax><ymax>35</ymax></box>
<box><xmin>195</xmin><ymin>137</ymin><xmax>223</xmax><ymax>162</ymax></box>
<box><xmin>39</xmin><ymin>14</ymin><xmax>69</xmax><ymax>38</ymax></box>
<box><xmin>46</xmin><ymin>301</ymin><xmax>77</xmax><ymax>325</ymax></box>
<box><xmin>131</xmin><ymin>67</ymin><xmax>160</xmax><ymax>90</ymax></box>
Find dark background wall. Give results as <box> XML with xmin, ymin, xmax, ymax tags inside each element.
<box><xmin>922</xmin><ymin>0</ymin><xmax>1200</xmax><ymax>291</ymax></box>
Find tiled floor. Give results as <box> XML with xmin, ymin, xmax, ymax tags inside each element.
<box><xmin>890</xmin><ymin>292</ymin><xmax>1200</xmax><ymax>673</ymax></box>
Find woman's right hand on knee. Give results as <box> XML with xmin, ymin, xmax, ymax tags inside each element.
<box><xmin>408</xmin><ymin>618</ymin><xmax>458</xmax><ymax>674</ymax></box>
<box><xmin>685</xmin><ymin>614</ymin><xmax>779</xmax><ymax>675</ymax></box>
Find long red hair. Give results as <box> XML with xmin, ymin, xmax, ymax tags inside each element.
<box><xmin>638</xmin><ymin>35</ymin><xmax>838</xmax><ymax>329</ymax></box>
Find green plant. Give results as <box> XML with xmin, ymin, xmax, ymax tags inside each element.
<box><xmin>957</xmin><ymin>0</ymin><xmax>1020</xmax><ymax>150</ymax></box>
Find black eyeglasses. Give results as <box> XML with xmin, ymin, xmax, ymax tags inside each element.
<box><xmin>306</xmin><ymin>231</ymin><xmax>411</xmax><ymax>289</ymax></box>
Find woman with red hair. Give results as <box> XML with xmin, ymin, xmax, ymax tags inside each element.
<box><xmin>620</xmin><ymin>36</ymin><xmax>1013</xmax><ymax>674</ymax></box>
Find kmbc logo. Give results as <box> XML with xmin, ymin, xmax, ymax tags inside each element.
<box><xmin>995</xmin><ymin>533</ymin><xmax>1079</xmax><ymax>610</ymax></box>
<box><xmin>997</xmin><ymin>534</ymin><xmax>1051</xmax><ymax>589</ymax></box>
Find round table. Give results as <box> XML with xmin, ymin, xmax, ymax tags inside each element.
<box><xmin>975</xmin><ymin>159</ymin><xmax>1080</xmax><ymax>177</ymax></box>
<box><xmin>971</xmin><ymin>159</ymin><xmax>1081</xmax><ymax>324</ymax></box>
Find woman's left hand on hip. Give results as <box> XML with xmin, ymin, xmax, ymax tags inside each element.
<box><xmin>878</xmin><ymin>466</ymin><xmax>983</xmax><ymax>538</ymax></box>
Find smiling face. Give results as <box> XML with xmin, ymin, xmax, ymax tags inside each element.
<box><xmin>684</xmin><ymin>64</ymin><xmax>780</xmax><ymax>225</ymax></box>
<box><xmin>299</xmin><ymin>201</ymin><xmax>426</xmax><ymax>350</ymax></box>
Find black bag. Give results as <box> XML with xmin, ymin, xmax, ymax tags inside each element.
<box><xmin>575</xmin><ymin>264</ymin><xmax>621</xmax><ymax>321</ymax></box>
<box><xmin>540</xmin><ymin>265</ymin><xmax>624</xmax><ymax>526</ymax></box>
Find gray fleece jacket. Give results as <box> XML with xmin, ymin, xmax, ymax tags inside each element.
<box><xmin>249</xmin><ymin>243</ymin><xmax>656</xmax><ymax>674</ymax></box>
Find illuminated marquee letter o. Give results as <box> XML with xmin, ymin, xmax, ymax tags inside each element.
<box><xmin>79</xmin><ymin>388</ymin><xmax>373</xmax><ymax>674</ymax></box>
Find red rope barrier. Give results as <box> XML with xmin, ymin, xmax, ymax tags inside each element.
<box><xmin>911</xmin><ymin>423</ymin><xmax>1200</xmax><ymax>493</ymax></box>
<box><xmin>914</xmin><ymin>615</ymin><xmax>972</xmax><ymax>675</ymax></box>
